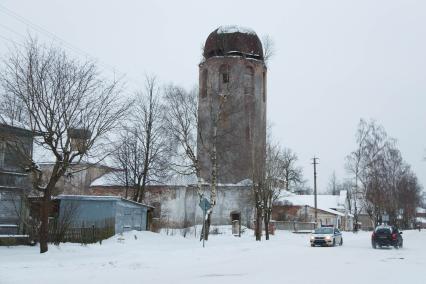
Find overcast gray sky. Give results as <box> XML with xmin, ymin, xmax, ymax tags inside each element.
<box><xmin>1</xmin><ymin>0</ymin><xmax>425</xmax><ymax>192</ymax></box>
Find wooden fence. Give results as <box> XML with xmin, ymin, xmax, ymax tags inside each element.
<box><xmin>49</xmin><ymin>218</ymin><xmax>115</xmax><ymax>244</ymax></box>
<box><xmin>272</xmin><ymin>221</ymin><xmax>316</xmax><ymax>232</ymax></box>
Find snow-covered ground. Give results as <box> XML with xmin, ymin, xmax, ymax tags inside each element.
<box><xmin>1</xmin><ymin>228</ymin><xmax>425</xmax><ymax>284</ymax></box>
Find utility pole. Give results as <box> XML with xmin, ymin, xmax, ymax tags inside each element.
<box><xmin>312</xmin><ymin>157</ymin><xmax>319</xmax><ymax>226</ymax></box>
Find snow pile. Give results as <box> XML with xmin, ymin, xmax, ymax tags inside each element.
<box><xmin>1</xmin><ymin>230</ymin><xmax>426</xmax><ymax>283</ymax></box>
<box><xmin>217</xmin><ymin>25</ymin><xmax>256</xmax><ymax>35</ymax></box>
<box><xmin>159</xmin><ymin>225</ymin><xmax>252</xmax><ymax>239</ymax></box>
<box><xmin>416</xmin><ymin>217</ymin><xmax>426</xmax><ymax>224</ymax></box>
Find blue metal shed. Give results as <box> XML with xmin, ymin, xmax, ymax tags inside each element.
<box><xmin>56</xmin><ymin>195</ymin><xmax>152</xmax><ymax>234</ymax></box>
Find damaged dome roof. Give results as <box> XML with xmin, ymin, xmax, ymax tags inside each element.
<box><xmin>203</xmin><ymin>25</ymin><xmax>264</xmax><ymax>60</ymax></box>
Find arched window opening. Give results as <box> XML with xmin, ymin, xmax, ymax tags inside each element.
<box><xmin>201</xmin><ymin>69</ymin><xmax>208</xmax><ymax>98</ymax></box>
<box><xmin>262</xmin><ymin>71</ymin><xmax>266</xmax><ymax>102</ymax></box>
<box><xmin>219</xmin><ymin>64</ymin><xmax>230</xmax><ymax>92</ymax></box>
<box><xmin>244</xmin><ymin>66</ymin><xmax>254</xmax><ymax>95</ymax></box>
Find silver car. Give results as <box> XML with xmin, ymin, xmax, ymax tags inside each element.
<box><xmin>310</xmin><ymin>227</ymin><xmax>343</xmax><ymax>247</ymax></box>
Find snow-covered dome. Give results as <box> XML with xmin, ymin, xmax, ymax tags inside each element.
<box><xmin>203</xmin><ymin>25</ymin><xmax>264</xmax><ymax>60</ymax></box>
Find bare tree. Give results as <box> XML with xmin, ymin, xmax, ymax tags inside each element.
<box><xmin>134</xmin><ymin>76</ymin><xmax>171</xmax><ymax>202</ymax></box>
<box><xmin>163</xmin><ymin>85</ymin><xmax>203</xmax><ymax>196</ymax></box>
<box><xmin>0</xmin><ymin>92</ymin><xmax>28</xmax><ymax>125</ymax></box>
<box><xmin>347</xmin><ymin>119</ymin><xmax>421</xmax><ymax>229</ymax></box>
<box><xmin>50</xmin><ymin>202</ymin><xmax>79</xmax><ymax>245</ymax></box>
<box><xmin>109</xmin><ymin>128</ymin><xmax>137</xmax><ymax>199</ymax></box>
<box><xmin>345</xmin><ymin>119</ymin><xmax>371</xmax><ymax>230</ymax></box>
<box><xmin>292</xmin><ymin>180</ymin><xmax>313</xmax><ymax>195</ymax></box>
<box><xmin>201</xmin><ymin>90</ymin><xmax>228</xmax><ymax>240</ymax></box>
<box><xmin>111</xmin><ymin>76</ymin><xmax>170</xmax><ymax>203</ymax></box>
<box><xmin>262</xmin><ymin>140</ymin><xmax>287</xmax><ymax>240</ymax></box>
<box><xmin>164</xmin><ymin>81</ymin><xmax>239</xmax><ymax>241</ymax></box>
<box><xmin>326</xmin><ymin>171</ymin><xmax>340</xmax><ymax>195</ymax></box>
<box><xmin>262</xmin><ymin>35</ymin><xmax>275</xmax><ymax>66</ymax></box>
<box><xmin>0</xmin><ymin>38</ymin><xmax>129</xmax><ymax>253</ymax></box>
<box><xmin>280</xmin><ymin>148</ymin><xmax>304</xmax><ymax>192</ymax></box>
<box><xmin>197</xmin><ymin>66</ymin><xmax>247</xmax><ymax>241</ymax></box>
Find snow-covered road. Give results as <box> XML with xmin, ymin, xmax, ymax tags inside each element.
<box><xmin>1</xmin><ymin>228</ymin><xmax>425</xmax><ymax>284</ymax></box>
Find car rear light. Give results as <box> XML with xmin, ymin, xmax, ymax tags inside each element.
<box><xmin>372</xmin><ymin>232</ymin><xmax>375</xmax><ymax>238</ymax></box>
<box><xmin>392</xmin><ymin>233</ymin><xmax>397</xmax><ymax>240</ymax></box>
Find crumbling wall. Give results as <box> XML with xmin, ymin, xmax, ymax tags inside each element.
<box><xmin>144</xmin><ymin>185</ymin><xmax>254</xmax><ymax>229</ymax></box>
<box><xmin>198</xmin><ymin>56</ymin><xmax>266</xmax><ymax>184</ymax></box>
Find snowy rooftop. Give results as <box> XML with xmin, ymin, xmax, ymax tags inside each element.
<box><xmin>217</xmin><ymin>25</ymin><xmax>256</xmax><ymax>35</ymax></box>
<box><xmin>277</xmin><ymin>193</ymin><xmax>344</xmax><ymax>210</ymax></box>
<box><xmin>276</xmin><ymin>190</ymin><xmax>349</xmax><ymax>215</ymax></box>
<box><xmin>90</xmin><ymin>171</ymin><xmax>253</xmax><ymax>188</ymax></box>
<box><xmin>90</xmin><ymin>171</ymin><xmax>199</xmax><ymax>187</ymax></box>
<box><xmin>417</xmin><ymin>207</ymin><xmax>426</xmax><ymax>214</ymax></box>
<box><xmin>90</xmin><ymin>172</ymin><xmax>122</xmax><ymax>187</ymax></box>
<box><xmin>0</xmin><ymin>114</ymin><xmax>31</xmax><ymax>131</ymax></box>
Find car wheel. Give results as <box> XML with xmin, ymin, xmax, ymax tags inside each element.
<box><xmin>311</xmin><ymin>244</ymin><xmax>315</xmax><ymax>247</ymax></box>
<box><xmin>340</xmin><ymin>238</ymin><xmax>343</xmax><ymax>246</ymax></box>
<box><xmin>372</xmin><ymin>241</ymin><xmax>377</xmax><ymax>249</ymax></box>
<box><xmin>399</xmin><ymin>241</ymin><xmax>403</xmax><ymax>249</ymax></box>
<box><xmin>332</xmin><ymin>239</ymin><xmax>336</xmax><ymax>247</ymax></box>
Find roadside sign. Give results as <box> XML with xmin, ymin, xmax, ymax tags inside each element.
<box><xmin>199</xmin><ymin>197</ymin><xmax>211</xmax><ymax>248</ymax></box>
<box><xmin>199</xmin><ymin>198</ymin><xmax>211</xmax><ymax>211</ymax></box>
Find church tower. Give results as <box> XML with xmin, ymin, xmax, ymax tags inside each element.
<box><xmin>198</xmin><ymin>26</ymin><xmax>267</xmax><ymax>184</ymax></box>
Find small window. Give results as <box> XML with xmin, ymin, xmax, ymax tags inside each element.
<box><xmin>219</xmin><ymin>65</ymin><xmax>230</xmax><ymax>92</ymax></box>
<box><xmin>262</xmin><ymin>71</ymin><xmax>266</xmax><ymax>102</ymax></box>
<box><xmin>222</xmin><ymin>72</ymin><xmax>229</xmax><ymax>84</ymax></box>
<box><xmin>201</xmin><ymin>69</ymin><xmax>208</xmax><ymax>98</ymax></box>
<box><xmin>244</xmin><ymin>66</ymin><xmax>254</xmax><ymax>95</ymax></box>
<box><xmin>245</xmin><ymin>126</ymin><xmax>250</xmax><ymax>141</ymax></box>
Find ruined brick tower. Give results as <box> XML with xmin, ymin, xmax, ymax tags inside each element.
<box><xmin>198</xmin><ymin>26</ymin><xmax>267</xmax><ymax>184</ymax></box>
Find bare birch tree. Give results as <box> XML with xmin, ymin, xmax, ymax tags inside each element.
<box><xmin>109</xmin><ymin>128</ymin><xmax>137</xmax><ymax>199</ymax></box>
<box><xmin>326</xmin><ymin>171</ymin><xmax>340</xmax><ymax>195</ymax></box>
<box><xmin>111</xmin><ymin>76</ymin><xmax>170</xmax><ymax>203</ymax></box>
<box><xmin>0</xmin><ymin>91</ymin><xmax>28</xmax><ymax>124</ymax></box>
<box><xmin>345</xmin><ymin>119</ymin><xmax>370</xmax><ymax>230</ymax></box>
<box><xmin>262</xmin><ymin>35</ymin><xmax>275</xmax><ymax>67</ymax></box>
<box><xmin>0</xmin><ymin>38</ymin><xmax>129</xmax><ymax>253</ymax></box>
<box><xmin>347</xmin><ymin>119</ymin><xmax>421</xmax><ymax>229</ymax></box>
<box><xmin>163</xmin><ymin>85</ymin><xmax>203</xmax><ymax>195</ymax></box>
<box><xmin>281</xmin><ymin>148</ymin><xmax>304</xmax><ymax>192</ymax></box>
<box><xmin>261</xmin><ymin>141</ymin><xmax>287</xmax><ymax>240</ymax></box>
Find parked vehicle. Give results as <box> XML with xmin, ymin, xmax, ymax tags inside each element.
<box><xmin>371</xmin><ymin>225</ymin><xmax>403</xmax><ymax>249</ymax></box>
<box><xmin>310</xmin><ymin>226</ymin><xmax>343</xmax><ymax>247</ymax></box>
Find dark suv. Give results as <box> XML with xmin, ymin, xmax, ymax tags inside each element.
<box><xmin>371</xmin><ymin>225</ymin><xmax>403</xmax><ymax>249</ymax></box>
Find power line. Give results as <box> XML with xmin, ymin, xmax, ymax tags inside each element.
<box><xmin>0</xmin><ymin>4</ymin><xmax>92</xmax><ymax>59</ymax></box>
<box><xmin>0</xmin><ymin>23</ymin><xmax>26</xmax><ymax>39</ymax></box>
<box><xmin>0</xmin><ymin>3</ymin><xmax>143</xmax><ymax>89</ymax></box>
<box><xmin>312</xmin><ymin>156</ymin><xmax>319</xmax><ymax>226</ymax></box>
<box><xmin>0</xmin><ymin>34</ymin><xmax>25</xmax><ymax>48</ymax></box>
